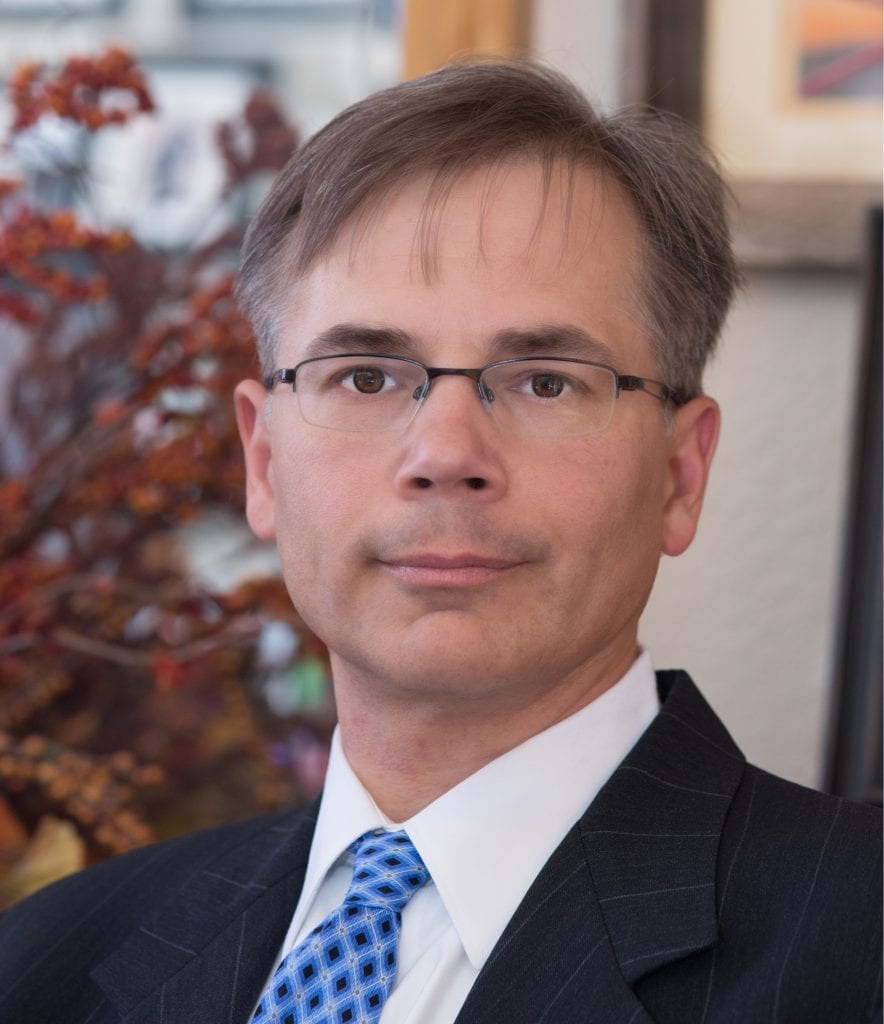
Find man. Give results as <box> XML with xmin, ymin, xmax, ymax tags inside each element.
<box><xmin>0</xmin><ymin>60</ymin><xmax>880</xmax><ymax>1024</ymax></box>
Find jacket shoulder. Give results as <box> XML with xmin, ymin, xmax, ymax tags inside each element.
<box><xmin>0</xmin><ymin>806</ymin><xmax>314</xmax><ymax>1002</ymax></box>
<box><xmin>712</xmin><ymin>764</ymin><xmax>882</xmax><ymax>1020</ymax></box>
<box><xmin>727</xmin><ymin>762</ymin><xmax>882</xmax><ymax>871</ymax></box>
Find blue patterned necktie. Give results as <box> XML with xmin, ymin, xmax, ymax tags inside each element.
<box><xmin>253</xmin><ymin>830</ymin><xmax>430</xmax><ymax>1023</ymax></box>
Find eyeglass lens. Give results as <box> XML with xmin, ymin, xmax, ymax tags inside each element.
<box><xmin>288</xmin><ymin>355</ymin><xmax>620</xmax><ymax>437</ymax></box>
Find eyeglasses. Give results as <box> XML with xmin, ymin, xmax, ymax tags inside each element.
<box><xmin>264</xmin><ymin>354</ymin><xmax>685</xmax><ymax>438</ymax></box>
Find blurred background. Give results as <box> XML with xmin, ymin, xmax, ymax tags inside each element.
<box><xmin>0</xmin><ymin>0</ymin><xmax>881</xmax><ymax>905</ymax></box>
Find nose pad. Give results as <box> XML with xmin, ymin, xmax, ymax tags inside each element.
<box><xmin>410</xmin><ymin>372</ymin><xmax>492</xmax><ymax>417</ymax></box>
<box><xmin>394</xmin><ymin>373</ymin><xmax>507</xmax><ymax>498</ymax></box>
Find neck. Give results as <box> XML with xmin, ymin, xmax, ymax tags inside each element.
<box><xmin>331</xmin><ymin>645</ymin><xmax>637</xmax><ymax>822</ymax></box>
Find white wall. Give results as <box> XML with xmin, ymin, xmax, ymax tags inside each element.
<box><xmin>640</xmin><ymin>270</ymin><xmax>863</xmax><ymax>787</ymax></box>
<box><xmin>531</xmin><ymin>0</ymin><xmax>640</xmax><ymax>110</ymax></box>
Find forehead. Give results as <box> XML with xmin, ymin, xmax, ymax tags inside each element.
<box><xmin>280</xmin><ymin>159</ymin><xmax>649</xmax><ymax>367</ymax></box>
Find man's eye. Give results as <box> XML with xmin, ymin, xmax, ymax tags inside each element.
<box><xmin>530</xmin><ymin>373</ymin><xmax>568</xmax><ymax>399</ymax></box>
<box><xmin>344</xmin><ymin>367</ymin><xmax>390</xmax><ymax>394</ymax></box>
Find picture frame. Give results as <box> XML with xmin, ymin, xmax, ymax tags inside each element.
<box><xmin>642</xmin><ymin>0</ymin><xmax>882</xmax><ymax>269</ymax></box>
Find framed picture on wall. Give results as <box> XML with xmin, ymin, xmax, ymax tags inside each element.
<box><xmin>705</xmin><ymin>1</ymin><xmax>881</xmax><ymax>182</ymax></box>
<box><xmin>643</xmin><ymin>0</ymin><xmax>882</xmax><ymax>268</ymax></box>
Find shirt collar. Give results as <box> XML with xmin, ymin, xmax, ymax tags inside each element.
<box><xmin>298</xmin><ymin>651</ymin><xmax>659</xmax><ymax>970</ymax></box>
<box><xmin>291</xmin><ymin>731</ymin><xmax>390</xmax><ymax>941</ymax></box>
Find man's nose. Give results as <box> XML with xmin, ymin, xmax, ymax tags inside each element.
<box><xmin>393</xmin><ymin>376</ymin><xmax>508</xmax><ymax>499</ymax></box>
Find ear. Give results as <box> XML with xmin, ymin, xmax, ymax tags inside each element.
<box><xmin>234</xmin><ymin>379</ymin><xmax>277</xmax><ymax>541</ymax></box>
<box><xmin>661</xmin><ymin>396</ymin><xmax>720</xmax><ymax>557</ymax></box>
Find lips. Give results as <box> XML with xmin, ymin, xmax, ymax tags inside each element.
<box><xmin>385</xmin><ymin>553</ymin><xmax>519</xmax><ymax>570</ymax></box>
<box><xmin>379</xmin><ymin>551</ymin><xmax>523</xmax><ymax>586</ymax></box>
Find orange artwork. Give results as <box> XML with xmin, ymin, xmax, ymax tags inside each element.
<box><xmin>796</xmin><ymin>0</ymin><xmax>883</xmax><ymax>98</ymax></box>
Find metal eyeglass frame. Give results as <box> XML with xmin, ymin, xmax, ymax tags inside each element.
<box><xmin>264</xmin><ymin>353</ymin><xmax>686</xmax><ymax>407</ymax></box>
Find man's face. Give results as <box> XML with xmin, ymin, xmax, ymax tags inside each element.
<box><xmin>236</xmin><ymin>161</ymin><xmax>718</xmax><ymax>716</ymax></box>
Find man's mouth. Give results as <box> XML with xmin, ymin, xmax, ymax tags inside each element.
<box><xmin>378</xmin><ymin>552</ymin><xmax>523</xmax><ymax>587</ymax></box>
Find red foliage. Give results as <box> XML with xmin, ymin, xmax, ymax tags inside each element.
<box><xmin>9</xmin><ymin>47</ymin><xmax>154</xmax><ymax>134</ymax></box>
<box><xmin>0</xmin><ymin>207</ymin><xmax>131</xmax><ymax>320</ymax></box>
<box><xmin>0</xmin><ymin>48</ymin><xmax>331</xmax><ymax>907</ymax></box>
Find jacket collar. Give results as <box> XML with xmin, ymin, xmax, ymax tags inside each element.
<box><xmin>456</xmin><ymin>670</ymin><xmax>745</xmax><ymax>1022</ymax></box>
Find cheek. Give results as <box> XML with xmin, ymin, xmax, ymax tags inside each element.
<box><xmin>545</xmin><ymin>443</ymin><xmax>666</xmax><ymax>578</ymax></box>
<box><xmin>270</xmin><ymin>431</ymin><xmax>378</xmax><ymax>589</ymax></box>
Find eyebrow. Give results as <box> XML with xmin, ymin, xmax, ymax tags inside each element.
<box><xmin>488</xmin><ymin>326</ymin><xmax>618</xmax><ymax>365</ymax></box>
<box><xmin>300</xmin><ymin>322</ymin><xmax>617</xmax><ymax>366</ymax></box>
<box><xmin>303</xmin><ymin>324</ymin><xmax>418</xmax><ymax>359</ymax></box>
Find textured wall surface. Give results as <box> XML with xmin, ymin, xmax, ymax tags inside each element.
<box><xmin>640</xmin><ymin>269</ymin><xmax>864</xmax><ymax>788</ymax></box>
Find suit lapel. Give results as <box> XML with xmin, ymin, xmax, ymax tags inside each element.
<box><xmin>91</xmin><ymin>802</ymin><xmax>319</xmax><ymax>1024</ymax></box>
<box><xmin>458</xmin><ymin>671</ymin><xmax>745</xmax><ymax>1023</ymax></box>
<box><xmin>582</xmin><ymin>670</ymin><xmax>745</xmax><ymax>984</ymax></box>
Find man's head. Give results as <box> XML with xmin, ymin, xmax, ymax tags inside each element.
<box><xmin>236</xmin><ymin>58</ymin><xmax>738</xmax><ymax>400</ymax></box>
<box><xmin>234</xmin><ymin>60</ymin><xmax>734</xmax><ymax>729</ymax></box>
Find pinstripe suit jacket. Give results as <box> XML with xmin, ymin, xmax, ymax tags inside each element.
<box><xmin>1</xmin><ymin>670</ymin><xmax>881</xmax><ymax>1023</ymax></box>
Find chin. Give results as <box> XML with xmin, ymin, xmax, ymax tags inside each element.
<box><xmin>395</xmin><ymin>643</ymin><xmax>502</xmax><ymax>689</ymax></box>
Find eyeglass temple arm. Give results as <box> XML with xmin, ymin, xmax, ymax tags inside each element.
<box><xmin>617</xmin><ymin>374</ymin><xmax>687</xmax><ymax>406</ymax></box>
<box><xmin>264</xmin><ymin>369</ymin><xmax>297</xmax><ymax>391</ymax></box>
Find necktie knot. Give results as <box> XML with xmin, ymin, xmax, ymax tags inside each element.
<box><xmin>253</xmin><ymin>829</ymin><xmax>430</xmax><ymax>1023</ymax></box>
<box><xmin>345</xmin><ymin>830</ymin><xmax>429</xmax><ymax>914</ymax></box>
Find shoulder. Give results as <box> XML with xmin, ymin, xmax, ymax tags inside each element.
<box><xmin>0</xmin><ymin>804</ymin><xmax>315</xmax><ymax>998</ymax></box>
<box><xmin>646</xmin><ymin>672</ymin><xmax>882</xmax><ymax>1017</ymax></box>
<box><xmin>1</xmin><ymin>808</ymin><xmax>293</xmax><ymax>932</ymax></box>
<box><xmin>712</xmin><ymin>764</ymin><xmax>882</xmax><ymax>1018</ymax></box>
<box><xmin>742</xmin><ymin>760</ymin><xmax>881</xmax><ymax>831</ymax></box>
<box><xmin>656</xmin><ymin>669</ymin><xmax>881</xmax><ymax>865</ymax></box>
<box><xmin>722</xmin><ymin>761</ymin><xmax>881</xmax><ymax>903</ymax></box>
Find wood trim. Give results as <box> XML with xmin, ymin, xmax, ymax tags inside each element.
<box><xmin>403</xmin><ymin>0</ymin><xmax>531</xmax><ymax>80</ymax></box>
<box><xmin>731</xmin><ymin>180</ymin><xmax>882</xmax><ymax>269</ymax></box>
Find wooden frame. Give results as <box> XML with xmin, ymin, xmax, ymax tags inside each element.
<box><xmin>403</xmin><ymin>0</ymin><xmax>530</xmax><ymax>80</ymax></box>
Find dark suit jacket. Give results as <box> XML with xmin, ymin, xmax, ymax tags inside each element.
<box><xmin>1</xmin><ymin>671</ymin><xmax>880</xmax><ymax>1023</ymax></box>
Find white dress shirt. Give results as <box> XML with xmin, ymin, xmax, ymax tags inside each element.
<box><xmin>259</xmin><ymin>651</ymin><xmax>660</xmax><ymax>1023</ymax></box>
